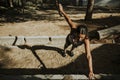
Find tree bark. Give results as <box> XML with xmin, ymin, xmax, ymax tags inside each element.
<box><xmin>85</xmin><ymin>0</ymin><xmax>94</xmax><ymax>21</ymax></box>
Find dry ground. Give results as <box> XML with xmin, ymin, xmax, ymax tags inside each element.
<box><xmin>0</xmin><ymin>7</ymin><xmax>120</xmax><ymax>79</ymax></box>
<box><xmin>0</xmin><ymin>7</ymin><xmax>120</xmax><ymax>36</ymax></box>
<box><xmin>0</xmin><ymin>44</ymin><xmax>120</xmax><ymax>75</ymax></box>
<box><xmin>0</xmin><ymin>7</ymin><xmax>120</xmax><ymax>43</ymax></box>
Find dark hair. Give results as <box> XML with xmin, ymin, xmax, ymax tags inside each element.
<box><xmin>77</xmin><ymin>25</ymin><xmax>88</xmax><ymax>36</ymax></box>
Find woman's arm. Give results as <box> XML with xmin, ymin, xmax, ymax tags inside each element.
<box><xmin>84</xmin><ymin>38</ymin><xmax>94</xmax><ymax>79</ymax></box>
<box><xmin>58</xmin><ymin>4</ymin><xmax>76</xmax><ymax>28</ymax></box>
<box><xmin>56</xmin><ymin>0</ymin><xmax>63</xmax><ymax>17</ymax></box>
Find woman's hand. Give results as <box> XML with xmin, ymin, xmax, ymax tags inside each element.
<box><xmin>89</xmin><ymin>72</ymin><xmax>95</xmax><ymax>79</ymax></box>
<box><xmin>58</xmin><ymin>4</ymin><xmax>64</xmax><ymax>12</ymax></box>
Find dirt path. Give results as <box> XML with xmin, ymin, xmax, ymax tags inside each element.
<box><xmin>0</xmin><ymin>21</ymin><xmax>69</xmax><ymax>36</ymax></box>
<box><xmin>0</xmin><ymin>9</ymin><xmax>120</xmax><ymax>36</ymax></box>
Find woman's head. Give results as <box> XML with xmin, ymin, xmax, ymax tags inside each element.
<box><xmin>77</xmin><ymin>25</ymin><xmax>88</xmax><ymax>34</ymax></box>
<box><xmin>76</xmin><ymin>24</ymin><xmax>88</xmax><ymax>39</ymax></box>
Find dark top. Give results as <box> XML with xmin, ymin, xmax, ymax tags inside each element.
<box><xmin>68</xmin><ymin>33</ymin><xmax>84</xmax><ymax>47</ymax></box>
<box><xmin>68</xmin><ymin>27</ymin><xmax>88</xmax><ymax>47</ymax></box>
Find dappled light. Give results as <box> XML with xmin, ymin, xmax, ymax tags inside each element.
<box><xmin>0</xmin><ymin>0</ymin><xmax>120</xmax><ymax>79</ymax></box>
<box><xmin>0</xmin><ymin>44</ymin><xmax>120</xmax><ymax>74</ymax></box>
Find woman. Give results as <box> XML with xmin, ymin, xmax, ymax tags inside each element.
<box><xmin>58</xmin><ymin>4</ymin><xmax>94</xmax><ymax>79</ymax></box>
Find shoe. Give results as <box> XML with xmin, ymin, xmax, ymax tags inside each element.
<box><xmin>66</xmin><ymin>50</ymin><xmax>74</xmax><ymax>57</ymax></box>
<box><xmin>69</xmin><ymin>52</ymin><xmax>74</xmax><ymax>57</ymax></box>
<box><xmin>61</xmin><ymin>50</ymin><xmax>66</xmax><ymax>57</ymax></box>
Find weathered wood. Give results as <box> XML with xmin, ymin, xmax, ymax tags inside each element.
<box><xmin>97</xmin><ymin>25</ymin><xmax>120</xmax><ymax>39</ymax></box>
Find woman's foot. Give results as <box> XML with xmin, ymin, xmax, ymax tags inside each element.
<box><xmin>61</xmin><ymin>50</ymin><xmax>67</xmax><ymax>57</ymax></box>
<box><xmin>66</xmin><ymin>51</ymin><xmax>74</xmax><ymax>57</ymax></box>
<box><xmin>69</xmin><ymin>51</ymin><xmax>74</xmax><ymax>57</ymax></box>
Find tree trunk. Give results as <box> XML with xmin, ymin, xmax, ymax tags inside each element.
<box><xmin>76</xmin><ymin>0</ymin><xmax>79</xmax><ymax>6</ymax></box>
<box><xmin>85</xmin><ymin>0</ymin><xmax>94</xmax><ymax>21</ymax></box>
<box><xmin>79</xmin><ymin>0</ymin><xmax>83</xmax><ymax>6</ymax></box>
<box><xmin>21</xmin><ymin>0</ymin><xmax>25</xmax><ymax>14</ymax></box>
<box><xmin>97</xmin><ymin>25</ymin><xmax>120</xmax><ymax>39</ymax></box>
<box><xmin>9</xmin><ymin>0</ymin><xmax>13</xmax><ymax>7</ymax></box>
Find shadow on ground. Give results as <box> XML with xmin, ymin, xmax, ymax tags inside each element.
<box><xmin>73</xmin><ymin>16</ymin><xmax>120</xmax><ymax>28</ymax></box>
<box><xmin>0</xmin><ymin>74</ymin><xmax>42</xmax><ymax>80</ymax></box>
<box><xmin>0</xmin><ymin>7</ymin><xmax>62</xmax><ymax>23</ymax></box>
<box><xmin>0</xmin><ymin>6</ymin><xmax>120</xmax><ymax>23</ymax></box>
<box><xmin>0</xmin><ymin>44</ymin><xmax>120</xmax><ymax>78</ymax></box>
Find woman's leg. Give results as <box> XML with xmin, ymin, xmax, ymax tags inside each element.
<box><xmin>63</xmin><ymin>35</ymin><xmax>71</xmax><ymax>56</ymax></box>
